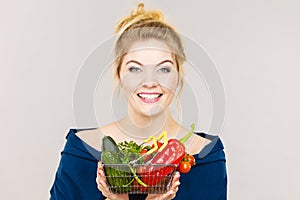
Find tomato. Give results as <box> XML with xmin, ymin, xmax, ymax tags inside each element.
<box><xmin>140</xmin><ymin>149</ymin><xmax>148</xmax><ymax>155</ymax></box>
<box><xmin>178</xmin><ymin>161</ymin><xmax>191</xmax><ymax>173</ymax></box>
<box><xmin>185</xmin><ymin>155</ymin><xmax>196</xmax><ymax>166</ymax></box>
<box><xmin>157</xmin><ymin>141</ymin><xmax>163</xmax><ymax>149</ymax></box>
<box><xmin>151</xmin><ymin>141</ymin><xmax>163</xmax><ymax>150</ymax></box>
<box><xmin>140</xmin><ymin>186</ymin><xmax>148</xmax><ymax>192</ymax></box>
<box><xmin>132</xmin><ymin>178</ymin><xmax>148</xmax><ymax>192</ymax></box>
<box><xmin>132</xmin><ymin>179</ymin><xmax>139</xmax><ymax>187</ymax></box>
<box><xmin>132</xmin><ymin>179</ymin><xmax>145</xmax><ymax>192</ymax></box>
<box><xmin>139</xmin><ymin>149</ymin><xmax>151</xmax><ymax>162</ymax></box>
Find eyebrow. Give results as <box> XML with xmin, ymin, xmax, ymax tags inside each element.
<box><xmin>125</xmin><ymin>59</ymin><xmax>174</xmax><ymax>66</ymax></box>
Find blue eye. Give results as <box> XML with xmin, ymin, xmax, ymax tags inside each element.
<box><xmin>158</xmin><ymin>67</ymin><xmax>171</xmax><ymax>73</ymax></box>
<box><xmin>129</xmin><ymin>67</ymin><xmax>142</xmax><ymax>72</ymax></box>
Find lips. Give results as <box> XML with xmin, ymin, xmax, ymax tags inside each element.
<box><xmin>137</xmin><ymin>93</ymin><xmax>163</xmax><ymax>103</ymax></box>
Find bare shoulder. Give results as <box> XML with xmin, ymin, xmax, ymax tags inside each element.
<box><xmin>74</xmin><ymin>127</ymin><xmax>101</xmax><ymax>151</ymax></box>
<box><xmin>178</xmin><ymin>127</ymin><xmax>211</xmax><ymax>155</ymax></box>
<box><xmin>188</xmin><ymin>134</ymin><xmax>211</xmax><ymax>155</ymax></box>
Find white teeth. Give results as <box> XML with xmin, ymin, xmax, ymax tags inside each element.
<box><xmin>138</xmin><ymin>94</ymin><xmax>161</xmax><ymax>100</ymax></box>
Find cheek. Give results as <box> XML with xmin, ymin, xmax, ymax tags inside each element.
<box><xmin>120</xmin><ymin>72</ymin><xmax>142</xmax><ymax>94</ymax></box>
<box><xmin>158</xmin><ymin>73</ymin><xmax>179</xmax><ymax>93</ymax></box>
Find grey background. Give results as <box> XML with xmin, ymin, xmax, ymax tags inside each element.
<box><xmin>1</xmin><ymin>0</ymin><xmax>300</xmax><ymax>199</ymax></box>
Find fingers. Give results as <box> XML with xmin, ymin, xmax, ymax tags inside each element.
<box><xmin>170</xmin><ymin>171</ymin><xmax>180</xmax><ymax>191</ymax></box>
<box><xmin>167</xmin><ymin>171</ymin><xmax>181</xmax><ymax>199</ymax></box>
<box><xmin>172</xmin><ymin>171</ymin><xmax>181</xmax><ymax>186</ymax></box>
<box><xmin>97</xmin><ymin>162</ymin><xmax>107</xmax><ymax>184</ymax></box>
<box><xmin>96</xmin><ymin>161</ymin><xmax>111</xmax><ymax>197</ymax></box>
<box><xmin>96</xmin><ymin>162</ymin><xmax>130</xmax><ymax>200</ymax></box>
<box><xmin>146</xmin><ymin>172</ymin><xmax>181</xmax><ymax>200</ymax></box>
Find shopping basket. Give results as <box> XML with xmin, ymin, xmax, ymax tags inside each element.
<box><xmin>102</xmin><ymin>162</ymin><xmax>177</xmax><ymax>194</ymax></box>
<box><xmin>101</xmin><ymin>132</ymin><xmax>177</xmax><ymax>194</ymax></box>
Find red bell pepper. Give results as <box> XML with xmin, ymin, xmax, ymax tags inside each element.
<box><xmin>141</xmin><ymin>124</ymin><xmax>195</xmax><ymax>186</ymax></box>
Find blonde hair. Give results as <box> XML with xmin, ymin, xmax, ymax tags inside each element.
<box><xmin>114</xmin><ymin>3</ymin><xmax>186</xmax><ymax>91</ymax></box>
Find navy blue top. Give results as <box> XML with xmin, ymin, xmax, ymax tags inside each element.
<box><xmin>50</xmin><ymin>128</ymin><xmax>227</xmax><ymax>200</ymax></box>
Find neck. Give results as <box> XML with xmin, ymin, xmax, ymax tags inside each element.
<box><xmin>117</xmin><ymin>110</ymin><xmax>178</xmax><ymax>140</ymax></box>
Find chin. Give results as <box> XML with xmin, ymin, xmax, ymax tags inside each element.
<box><xmin>128</xmin><ymin>95</ymin><xmax>169</xmax><ymax>118</ymax></box>
<box><xmin>138</xmin><ymin>105</ymin><xmax>166</xmax><ymax>117</ymax></box>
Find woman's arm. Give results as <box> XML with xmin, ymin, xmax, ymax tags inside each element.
<box><xmin>50</xmin><ymin>152</ymin><xmax>105</xmax><ymax>200</ymax></box>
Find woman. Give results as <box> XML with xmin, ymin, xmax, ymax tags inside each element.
<box><xmin>50</xmin><ymin>3</ymin><xmax>227</xmax><ymax>200</ymax></box>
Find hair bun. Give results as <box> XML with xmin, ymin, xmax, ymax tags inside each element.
<box><xmin>130</xmin><ymin>2</ymin><xmax>146</xmax><ymax>16</ymax></box>
<box><xmin>114</xmin><ymin>3</ymin><xmax>165</xmax><ymax>34</ymax></box>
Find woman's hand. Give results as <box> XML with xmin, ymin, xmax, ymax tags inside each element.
<box><xmin>96</xmin><ymin>162</ymin><xmax>129</xmax><ymax>200</ymax></box>
<box><xmin>145</xmin><ymin>171</ymin><xmax>181</xmax><ymax>200</ymax></box>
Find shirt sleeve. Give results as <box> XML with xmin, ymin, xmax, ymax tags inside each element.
<box><xmin>50</xmin><ymin>153</ymin><xmax>105</xmax><ymax>200</ymax></box>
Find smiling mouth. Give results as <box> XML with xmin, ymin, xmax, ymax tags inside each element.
<box><xmin>137</xmin><ymin>93</ymin><xmax>163</xmax><ymax>103</ymax></box>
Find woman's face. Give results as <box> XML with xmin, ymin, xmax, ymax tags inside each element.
<box><xmin>119</xmin><ymin>39</ymin><xmax>179</xmax><ymax>118</ymax></box>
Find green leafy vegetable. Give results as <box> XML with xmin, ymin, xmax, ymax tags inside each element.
<box><xmin>102</xmin><ymin>137</ymin><xmax>152</xmax><ymax>192</ymax></box>
<box><xmin>118</xmin><ymin>141</ymin><xmax>143</xmax><ymax>164</ymax></box>
<box><xmin>101</xmin><ymin>136</ymin><xmax>133</xmax><ymax>192</ymax></box>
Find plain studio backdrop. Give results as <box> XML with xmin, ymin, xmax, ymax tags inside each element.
<box><xmin>1</xmin><ymin>0</ymin><xmax>300</xmax><ymax>199</ymax></box>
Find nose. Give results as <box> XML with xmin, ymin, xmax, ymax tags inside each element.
<box><xmin>142</xmin><ymin>69</ymin><xmax>158</xmax><ymax>88</ymax></box>
<box><xmin>143</xmin><ymin>81</ymin><xmax>158</xmax><ymax>88</ymax></box>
